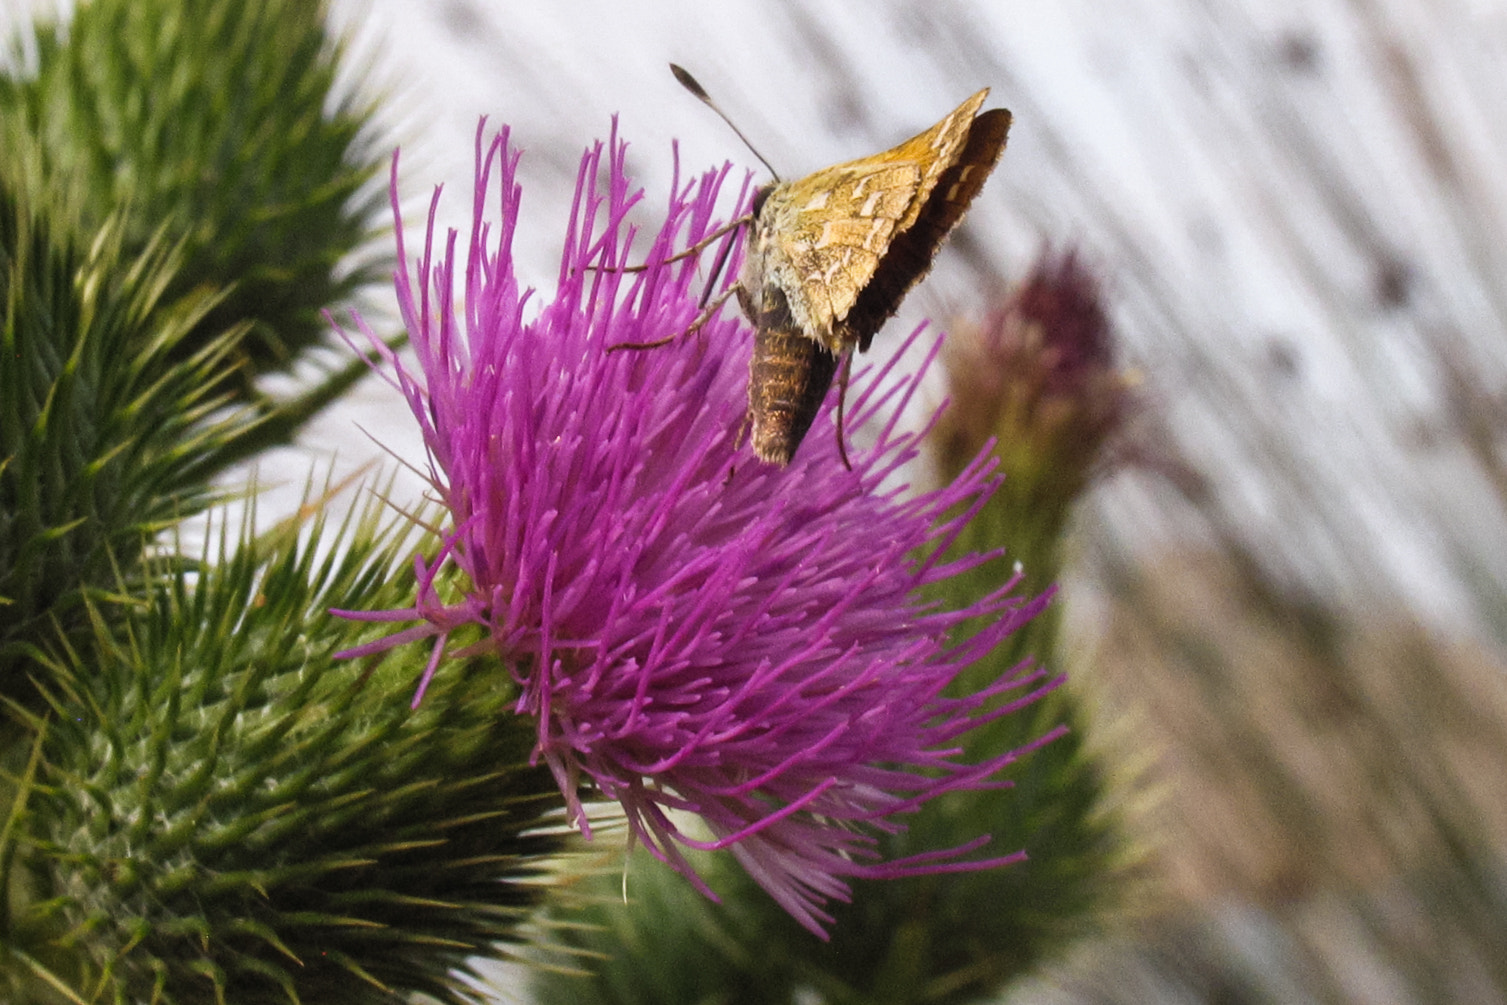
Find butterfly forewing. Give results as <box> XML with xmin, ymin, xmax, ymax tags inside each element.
<box><xmin>758</xmin><ymin>166</ymin><xmax>917</xmax><ymax>346</ymax></box>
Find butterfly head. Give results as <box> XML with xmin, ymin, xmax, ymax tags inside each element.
<box><xmin>750</xmin><ymin>182</ymin><xmax>776</xmax><ymax>221</ymax></box>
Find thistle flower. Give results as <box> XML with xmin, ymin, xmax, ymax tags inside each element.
<box><xmin>337</xmin><ymin>122</ymin><xmax>1060</xmax><ymax>937</ymax></box>
<box><xmin>936</xmin><ymin>250</ymin><xmax>1135</xmax><ymax>520</ymax></box>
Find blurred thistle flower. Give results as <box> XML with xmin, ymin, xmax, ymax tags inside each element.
<box><xmin>336</xmin><ymin>122</ymin><xmax>1061</xmax><ymax>937</ymax></box>
<box><xmin>936</xmin><ymin>250</ymin><xmax>1135</xmax><ymax>521</ymax></box>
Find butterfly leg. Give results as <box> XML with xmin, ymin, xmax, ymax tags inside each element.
<box><xmin>695</xmin><ymin>221</ymin><xmax>739</xmax><ymax>309</ymax></box>
<box><xmin>586</xmin><ymin>213</ymin><xmax>752</xmax><ymax>274</ymax></box>
<box><xmin>834</xmin><ymin>349</ymin><xmax>854</xmax><ymax>471</ymax></box>
<box><xmin>607</xmin><ymin>285</ymin><xmax>739</xmax><ymax>351</ymax></box>
<box><xmin>723</xmin><ymin>411</ymin><xmax>751</xmax><ymax>485</ymax></box>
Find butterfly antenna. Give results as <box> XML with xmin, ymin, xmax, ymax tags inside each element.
<box><xmin>670</xmin><ymin>63</ymin><xmax>781</xmax><ymax>181</ymax></box>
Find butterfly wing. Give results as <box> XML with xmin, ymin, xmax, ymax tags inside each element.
<box><xmin>752</xmin><ymin>88</ymin><xmax>993</xmax><ymax>352</ymax></box>
<box><xmin>839</xmin><ymin>106</ymin><xmax>1011</xmax><ymax>351</ymax></box>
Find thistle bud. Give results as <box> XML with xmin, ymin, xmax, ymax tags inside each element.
<box><xmin>938</xmin><ymin>251</ymin><xmax>1134</xmax><ymax>554</ymax></box>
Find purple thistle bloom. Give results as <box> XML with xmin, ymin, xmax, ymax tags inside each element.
<box><xmin>336</xmin><ymin>121</ymin><xmax>1062</xmax><ymax>937</ymax></box>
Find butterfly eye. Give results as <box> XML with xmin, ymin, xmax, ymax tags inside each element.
<box><xmin>751</xmin><ymin>184</ymin><xmax>775</xmax><ymax>219</ymax></box>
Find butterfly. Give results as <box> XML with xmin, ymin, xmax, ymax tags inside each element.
<box><xmin>618</xmin><ymin>67</ymin><xmax>1012</xmax><ymax>467</ymax></box>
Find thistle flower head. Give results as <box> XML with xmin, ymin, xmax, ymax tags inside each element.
<box><xmin>937</xmin><ymin>249</ymin><xmax>1135</xmax><ymax>510</ymax></box>
<box><xmin>338</xmin><ymin>122</ymin><xmax>1059</xmax><ymax>936</ymax></box>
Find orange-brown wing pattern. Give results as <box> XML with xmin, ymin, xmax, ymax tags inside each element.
<box><xmin>733</xmin><ymin>86</ymin><xmax>1009</xmax><ymax>466</ymax></box>
<box><xmin>837</xmin><ymin>106</ymin><xmax>1011</xmax><ymax>352</ymax></box>
<box><xmin>756</xmin><ymin>163</ymin><xmax>921</xmax><ymax>347</ymax></box>
<box><xmin>744</xmin><ymin>89</ymin><xmax>992</xmax><ymax>352</ymax></box>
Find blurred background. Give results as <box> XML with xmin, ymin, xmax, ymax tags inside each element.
<box><xmin>306</xmin><ymin>1</ymin><xmax>1507</xmax><ymax>1001</ymax></box>
<box><xmin>10</xmin><ymin>0</ymin><xmax>1503</xmax><ymax>1000</ymax></box>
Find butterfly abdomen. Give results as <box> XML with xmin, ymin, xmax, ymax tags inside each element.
<box><xmin>748</xmin><ymin>324</ymin><xmax>840</xmax><ymax>465</ymax></box>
